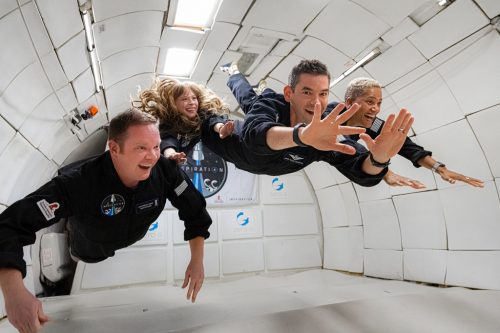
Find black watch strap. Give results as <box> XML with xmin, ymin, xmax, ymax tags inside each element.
<box><xmin>292</xmin><ymin>123</ymin><xmax>308</xmax><ymax>147</ymax></box>
<box><xmin>368</xmin><ymin>152</ymin><xmax>390</xmax><ymax>168</ymax></box>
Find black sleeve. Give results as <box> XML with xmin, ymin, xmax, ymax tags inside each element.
<box><xmin>241</xmin><ymin>97</ymin><xmax>286</xmax><ymax>155</ymax></box>
<box><xmin>162</xmin><ymin>159</ymin><xmax>212</xmax><ymax>241</ymax></box>
<box><xmin>322</xmin><ymin>139</ymin><xmax>387</xmax><ymax>187</ymax></box>
<box><xmin>160</xmin><ymin>129</ymin><xmax>180</xmax><ymax>154</ymax></box>
<box><xmin>204</xmin><ymin>113</ymin><xmax>229</xmax><ymax>132</ymax></box>
<box><xmin>366</xmin><ymin>117</ymin><xmax>432</xmax><ymax>168</ymax></box>
<box><xmin>0</xmin><ymin>177</ymin><xmax>74</xmax><ymax>277</ymax></box>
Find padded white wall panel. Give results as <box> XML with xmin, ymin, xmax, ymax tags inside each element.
<box><xmin>0</xmin><ymin>204</ymin><xmax>6</xmax><ymax>214</ymax></box>
<box><xmin>416</xmin><ymin>120</ymin><xmax>492</xmax><ymax>189</ymax></box>
<box><xmin>81</xmin><ymin>248</ymin><xmax>168</xmax><ymax>289</ymax></box>
<box><xmin>339</xmin><ymin>183</ymin><xmax>363</xmax><ymax>226</ymax></box>
<box><xmin>0</xmin><ymin>0</ymin><xmax>16</xmax><ymax>18</ymax></box>
<box><xmin>260</xmin><ymin>173</ymin><xmax>314</xmax><ymax>204</ymax></box>
<box><xmin>447</xmin><ymin>251</ymin><xmax>500</xmax><ymax>289</ymax></box>
<box><xmin>56</xmin><ymin>31</ymin><xmax>89</xmax><ymax>81</ymax></box>
<box><xmin>408</xmin><ymin>0</ymin><xmax>489</xmax><ymax>59</ymax></box>
<box><xmin>191</xmin><ymin>50</ymin><xmax>224</xmax><ymax>84</ymax></box>
<box><xmin>204</xmin><ymin>22</ymin><xmax>239</xmax><ymax>52</ymax></box>
<box><xmin>317</xmin><ymin>186</ymin><xmax>349</xmax><ymax>228</ymax></box>
<box><xmin>265</xmin><ymin>238</ymin><xmax>322</xmax><ymax>270</ymax></box>
<box><xmin>173</xmin><ymin>211</ymin><xmax>218</xmax><ymax>244</ymax></box>
<box><xmin>23</xmin><ymin>245</ymin><xmax>31</xmax><ymax>266</ymax></box>
<box><xmin>403</xmin><ymin>249</ymin><xmax>447</xmax><ymax>284</ymax></box>
<box><xmin>7</xmin><ymin>150</ymin><xmax>52</xmax><ymax>203</ymax></box>
<box><xmin>20</xmin><ymin>2</ymin><xmax>53</xmax><ymax>57</ymax></box>
<box><xmin>40</xmin><ymin>51</ymin><xmax>69</xmax><ymax>91</ymax></box>
<box><xmin>330</xmin><ymin>67</ymin><xmax>371</xmax><ymax>102</ymax></box>
<box><xmin>304</xmin><ymin>162</ymin><xmax>342</xmax><ymax>190</ymax></box>
<box><xmin>354</xmin><ymin>181</ymin><xmax>391</xmax><ymax>202</ymax></box>
<box><xmin>92</xmin><ymin>0</ymin><xmax>167</xmax><ymax>22</ymax></box>
<box><xmin>0</xmin><ymin>133</ymin><xmax>34</xmax><ymax>205</ymax></box>
<box><xmin>36</xmin><ymin>0</ymin><xmax>82</xmax><ymax>49</ymax></box>
<box><xmin>0</xmin><ymin>116</ymin><xmax>15</xmax><ymax>155</ymax></box>
<box><xmin>360</xmin><ymin>199</ymin><xmax>402</xmax><ymax>250</ymax></box>
<box><xmin>364</xmin><ymin>249</ymin><xmax>403</xmax><ymax>280</ymax></box>
<box><xmin>393</xmin><ymin>191</ymin><xmax>447</xmax><ymax>249</ymax></box>
<box><xmin>262</xmin><ymin>205</ymin><xmax>318</xmax><ymax>236</ymax></box>
<box><xmin>388</xmin><ymin>155</ymin><xmax>437</xmax><ymax>197</ymax></box>
<box><xmin>38</xmin><ymin>121</ymin><xmax>74</xmax><ymax>160</ymax></box>
<box><xmin>246</xmin><ymin>55</ymin><xmax>283</xmax><ymax>85</ymax></box>
<box><xmin>352</xmin><ymin>0</ymin><xmax>426</xmax><ymax>27</ymax></box>
<box><xmin>52</xmin><ymin>128</ymin><xmax>82</xmax><ymax>165</ymax></box>
<box><xmin>440</xmin><ymin>181</ymin><xmax>500</xmax><ymax>250</ymax></box>
<box><xmin>101</xmin><ymin>47</ymin><xmax>158</xmax><ymax>89</ymax></box>
<box><xmin>305</xmin><ymin>0</ymin><xmax>389</xmax><ymax>58</ymax></box>
<box><xmin>56</xmin><ymin>84</ymin><xmax>78</xmax><ymax>112</ymax></box>
<box><xmin>0</xmin><ymin>61</ymin><xmax>52</xmax><ymax>129</ymax></box>
<box><xmin>382</xmin><ymin>17</ymin><xmax>419</xmax><ymax>46</ymax></box>
<box><xmin>174</xmin><ymin>243</ymin><xmax>220</xmax><ymax>279</ymax></box>
<box><xmin>390</xmin><ymin>70</ymin><xmax>464</xmax><ymax>134</ymax></box>
<box><xmin>219</xmin><ymin>208</ymin><xmax>262</xmax><ymax>240</ymax></box>
<box><xmin>105</xmin><ymin>74</ymin><xmax>154</xmax><ymax>119</ymax></box>
<box><xmin>365</xmin><ymin>39</ymin><xmax>427</xmax><ymax>86</ymax></box>
<box><xmin>94</xmin><ymin>11</ymin><xmax>163</xmax><ymax>60</ymax></box>
<box><xmin>72</xmin><ymin>68</ymin><xmax>96</xmax><ymax>104</ymax></box>
<box><xmin>323</xmin><ymin>227</ymin><xmax>363</xmax><ymax>273</ymax></box>
<box><xmin>0</xmin><ymin>9</ymin><xmax>37</xmax><ymax>94</ymax></box>
<box><xmin>216</xmin><ymin>0</ymin><xmax>253</xmax><ymax>24</ymax></box>
<box><xmin>19</xmin><ymin>94</ymin><xmax>65</xmax><ymax>148</ymax></box>
<box><xmin>474</xmin><ymin>0</ymin><xmax>500</xmax><ymax>18</ymax></box>
<box><xmin>222</xmin><ymin>240</ymin><xmax>264</xmax><ymax>274</ymax></box>
<box><xmin>467</xmin><ymin>105</ymin><xmax>500</xmax><ymax>178</ymax></box>
<box><xmin>293</xmin><ymin>37</ymin><xmax>351</xmax><ymax>78</ymax></box>
<box><xmin>243</xmin><ymin>0</ymin><xmax>329</xmax><ymax>36</ymax></box>
<box><xmin>437</xmin><ymin>31</ymin><xmax>500</xmax><ymax>114</ymax></box>
<box><xmin>269</xmin><ymin>54</ymin><xmax>303</xmax><ymax>85</ymax></box>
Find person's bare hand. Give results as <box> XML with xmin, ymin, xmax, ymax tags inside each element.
<box><xmin>182</xmin><ymin>260</ymin><xmax>204</xmax><ymax>303</ymax></box>
<box><xmin>436</xmin><ymin>168</ymin><xmax>484</xmax><ymax>187</ymax></box>
<box><xmin>384</xmin><ymin>170</ymin><xmax>426</xmax><ymax>189</ymax></box>
<box><xmin>300</xmin><ymin>102</ymin><xmax>366</xmax><ymax>154</ymax></box>
<box><xmin>5</xmin><ymin>285</ymin><xmax>49</xmax><ymax>333</ymax></box>
<box><xmin>219</xmin><ymin>121</ymin><xmax>234</xmax><ymax>139</ymax></box>
<box><xmin>165</xmin><ymin>151</ymin><xmax>187</xmax><ymax>164</ymax></box>
<box><xmin>360</xmin><ymin>108</ymin><xmax>414</xmax><ymax>163</ymax></box>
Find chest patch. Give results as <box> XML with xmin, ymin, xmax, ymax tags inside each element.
<box><xmin>136</xmin><ymin>198</ymin><xmax>160</xmax><ymax>214</ymax></box>
<box><xmin>101</xmin><ymin>194</ymin><xmax>126</xmax><ymax>216</ymax></box>
<box><xmin>283</xmin><ymin>152</ymin><xmax>305</xmax><ymax>165</ymax></box>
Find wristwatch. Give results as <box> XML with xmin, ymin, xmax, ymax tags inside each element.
<box><xmin>368</xmin><ymin>152</ymin><xmax>390</xmax><ymax>168</ymax></box>
<box><xmin>292</xmin><ymin>123</ymin><xmax>308</xmax><ymax>147</ymax></box>
<box><xmin>431</xmin><ymin>161</ymin><xmax>446</xmax><ymax>173</ymax></box>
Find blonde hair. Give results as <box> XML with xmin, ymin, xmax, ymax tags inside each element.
<box><xmin>134</xmin><ymin>77</ymin><xmax>229</xmax><ymax>138</ymax></box>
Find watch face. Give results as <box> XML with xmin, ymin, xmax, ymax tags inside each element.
<box><xmin>179</xmin><ymin>142</ymin><xmax>228</xmax><ymax>198</ymax></box>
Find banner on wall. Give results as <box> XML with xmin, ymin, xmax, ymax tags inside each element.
<box><xmin>175</xmin><ymin>142</ymin><xmax>258</xmax><ymax>207</ymax></box>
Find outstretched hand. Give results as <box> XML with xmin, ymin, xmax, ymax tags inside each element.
<box><xmin>165</xmin><ymin>151</ymin><xmax>187</xmax><ymax>165</ymax></box>
<box><xmin>182</xmin><ymin>260</ymin><xmax>204</xmax><ymax>303</ymax></box>
<box><xmin>300</xmin><ymin>102</ymin><xmax>366</xmax><ymax>154</ymax></box>
<box><xmin>219</xmin><ymin>121</ymin><xmax>235</xmax><ymax>139</ymax></box>
<box><xmin>4</xmin><ymin>284</ymin><xmax>49</xmax><ymax>333</ymax></box>
<box><xmin>384</xmin><ymin>170</ymin><xmax>426</xmax><ymax>189</ymax></box>
<box><xmin>360</xmin><ymin>108</ymin><xmax>414</xmax><ymax>163</ymax></box>
<box><xmin>436</xmin><ymin>168</ymin><xmax>484</xmax><ymax>187</ymax></box>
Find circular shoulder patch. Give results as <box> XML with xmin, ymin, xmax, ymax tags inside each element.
<box><xmin>101</xmin><ymin>194</ymin><xmax>126</xmax><ymax>216</ymax></box>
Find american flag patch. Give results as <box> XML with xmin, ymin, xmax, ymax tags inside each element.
<box><xmin>370</xmin><ymin>117</ymin><xmax>384</xmax><ymax>133</ymax></box>
<box><xmin>174</xmin><ymin>180</ymin><xmax>188</xmax><ymax>196</ymax></box>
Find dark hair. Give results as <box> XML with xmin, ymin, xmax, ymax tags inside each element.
<box><xmin>108</xmin><ymin>108</ymin><xmax>158</xmax><ymax>144</ymax></box>
<box><xmin>288</xmin><ymin>59</ymin><xmax>331</xmax><ymax>90</ymax></box>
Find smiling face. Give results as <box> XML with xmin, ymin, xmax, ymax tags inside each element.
<box><xmin>175</xmin><ymin>88</ymin><xmax>199</xmax><ymax>120</ymax></box>
<box><xmin>345</xmin><ymin>87</ymin><xmax>382</xmax><ymax>128</ymax></box>
<box><xmin>284</xmin><ymin>73</ymin><xmax>330</xmax><ymax>126</ymax></box>
<box><xmin>109</xmin><ymin>124</ymin><xmax>161</xmax><ymax>188</ymax></box>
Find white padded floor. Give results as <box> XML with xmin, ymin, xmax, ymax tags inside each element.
<box><xmin>1</xmin><ymin>269</ymin><xmax>500</xmax><ymax>332</ymax></box>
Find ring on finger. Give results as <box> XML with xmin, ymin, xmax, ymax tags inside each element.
<box><xmin>398</xmin><ymin>128</ymin><xmax>404</xmax><ymax>132</ymax></box>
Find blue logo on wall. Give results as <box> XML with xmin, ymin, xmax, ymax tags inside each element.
<box><xmin>148</xmin><ymin>221</ymin><xmax>159</xmax><ymax>232</ymax></box>
<box><xmin>236</xmin><ymin>211</ymin><xmax>249</xmax><ymax>226</ymax></box>
<box><xmin>180</xmin><ymin>142</ymin><xmax>228</xmax><ymax>198</ymax></box>
<box><xmin>272</xmin><ymin>177</ymin><xmax>284</xmax><ymax>191</ymax></box>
